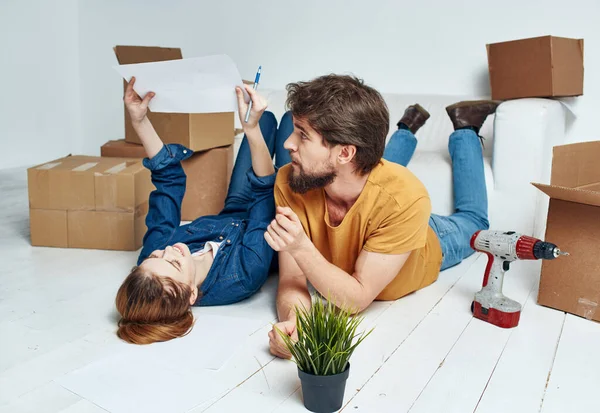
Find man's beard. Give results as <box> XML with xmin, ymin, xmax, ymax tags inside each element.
<box><xmin>289</xmin><ymin>164</ymin><xmax>337</xmax><ymax>194</ymax></box>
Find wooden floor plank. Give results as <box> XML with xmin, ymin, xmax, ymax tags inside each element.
<box><xmin>540</xmin><ymin>314</ymin><xmax>600</xmax><ymax>413</ymax></box>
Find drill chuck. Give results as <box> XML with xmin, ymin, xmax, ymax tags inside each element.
<box><xmin>533</xmin><ymin>241</ymin><xmax>569</xmax><ymax>260</ymax></box>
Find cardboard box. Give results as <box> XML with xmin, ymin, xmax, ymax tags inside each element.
<box><xmin>28</xmin><ymin>155</ymin><xmax>154</xmax><ymax>251</ymax></box>
<box><xmin>114</xmin><ymin>45</ymin><xmax>235</xmax><ymax>152</ymax></box>
<box><xmin>487</xmin><ymin>36</ymin><xmax>584</xmax><ymax>100</ymax></box>
<box><xmin>101</xmin><ymin>140</ymin><xmax>233</xmax><ymax>221</ymax></box>
<box><xmin>532</xmin><ymin>141</ymin><xmax>600</xmax><ymax>321</ymax></box>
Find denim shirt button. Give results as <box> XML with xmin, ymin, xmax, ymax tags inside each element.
<box><xmin>226</xmin><ymin>240</ymin><xmax>231</xmax><ymax>244</ymax></box>
<box><xmin>231</xmin><ymin>222</ymin><xmax>235</xmax><ymax>226</ymax></box>
<box><xmin>183</xmin><ymin>149</ymin><xmax>187</xmax><ymax>154</ymax></box>
<box><xmin>219</xmin><ymin>236</ymin><xmax>224</xmax><ymax>240</ymax></box>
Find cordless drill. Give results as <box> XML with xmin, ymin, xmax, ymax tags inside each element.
<box><xmin>470</xmin><ymin>230</ymin><xmax>569</xmax><ymax>328</ymax></box>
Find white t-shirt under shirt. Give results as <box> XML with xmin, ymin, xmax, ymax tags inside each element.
<box><xmin>191</xmin><ymin>241</ymin><xmax>223</xmax><ymax>259</ymax></box>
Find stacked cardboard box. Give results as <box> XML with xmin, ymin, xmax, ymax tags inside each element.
<box><xmin>28</xmin><ymin>45</ymin><xmax>238</xmax><ymax>251</ymax></box>
<box><xmin>487</xmin><ymin>35</ymin><xmax>584</xmax><ymax>100</ymax></box>
<box><xmin>101</xmin><ymin>140</ymin><xmax>233</xmax><ymax>221</ymax></box>
<box><xmin>487</xmin><ymin>36</ymin><xmax>594</xmax><ymax>323</ymax></box>
<box><xmin>114</xmin><ymin>45</ymin><xmax>235</xmax><ymax>151</ymax></box>
<box><xmin>28</xmin><ymin>156</ymin><xmax>153</xmax><ymax>250</ymax></box>
<box><xmin>111</xmin><ymin>45</ymin><xmax>236</xmax><ymax>221</ymax></box>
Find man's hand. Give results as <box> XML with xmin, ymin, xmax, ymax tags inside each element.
<box><xmin>124</xmin><ymin>77</ymin><xmax>154</xmax><ymax>124</ymax></box>
<box><xmin>264</xmin><ymin>207</ymin><xmax>309</xmax><ymax>253</ymax></box>
<box><xmin>268</xmin><ymin>319</ymin><xmax>298</xmax><ymax>359</ymax></box>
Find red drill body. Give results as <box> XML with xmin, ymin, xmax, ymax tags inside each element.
<box><xmin>470</xmin><ymin>230</ymin><xmax>567</xmax><ymax>328</ymax></box>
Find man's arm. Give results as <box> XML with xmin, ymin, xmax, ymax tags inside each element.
<box><xmin>265</xmin><ymin>207</ymin><xmax>413</xmax><ymax>312</ymax></box>
<box><xmin>267</xmin><ymin>250</ymin><xmax>312</xmax><ymax>359</ymax></box>
<box><xmin>289</xmin><ymin>243</ymin><xmax>410</xmax><ymax>312</ymax></box>
<box><xmin>266</xmin><ymin>206</ymin><xmax>413</xmax><ymax>358</ymax></box>
<box><xmin>276</xmin><ymin>251</ymin><xmax>312</xmax><ymax>322</ymax></box>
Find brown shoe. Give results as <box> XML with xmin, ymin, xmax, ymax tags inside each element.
<box><xmin>397</xmin><ymin>104</ymin><xmax>430</xmax><ymax>134</ymax></box>
<box><xmin>446</xmin><ymin>100</ymin><xmax>501</xmax><ymax>131</ymax></box>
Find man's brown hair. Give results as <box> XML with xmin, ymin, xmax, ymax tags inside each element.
<box><xmin>286</xmin><ymin>74</ymin><xmax>389</xmax><ymax>175</ymax></box>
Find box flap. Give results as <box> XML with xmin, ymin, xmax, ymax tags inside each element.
<box><xmin>114</xmin><ymin>45</ymin><xmax>182</xmax><ymax>65</ymax></box>
<box><xmin>551</xmin><ymin>141</ymin><xmax>600</xmax><ymax>187</ymax></box>
<box><xmin>532</xmin><ymin>183</ymin><xmax>600</xmax><ymax>207</ymax></box>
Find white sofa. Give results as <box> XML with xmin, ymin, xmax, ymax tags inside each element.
<box><xmin>234</xmin><ymin>91</ymin><xmax>568</xmax><ymax>240</ymax></box>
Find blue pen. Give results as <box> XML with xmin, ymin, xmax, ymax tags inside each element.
<box><xmin>244</xmin><ymin>65</ymin><xmax>262</xmax><ymax>123</ymax></box>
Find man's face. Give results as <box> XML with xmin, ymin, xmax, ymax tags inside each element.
<box><xmin>283</xmin><ymin>116</ymin><xmax>338</xmax><ymax>194</ymax></box>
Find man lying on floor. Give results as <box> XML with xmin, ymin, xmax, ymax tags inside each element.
<box><xmin>266</xmin><ymin>74</ymin><xmax>498</xmax><ymax>358</ymax></box>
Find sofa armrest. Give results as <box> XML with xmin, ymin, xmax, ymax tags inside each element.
<box><xmin>490</xmin><ymin>99</ymin><xmax>567</xmax><ymax>236</ymax></box>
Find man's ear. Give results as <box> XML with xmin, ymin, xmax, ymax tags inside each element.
<box><xmin>189</xmin><ymin>286</ymin><xmax>199</xmax><ymax>305</ymax></box>
<box><xmin>337</xmin><ymin>145</ymin><xmax>357</xmax><ymax>165</ymax></box>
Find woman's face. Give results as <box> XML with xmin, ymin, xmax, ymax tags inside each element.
<box><xmin>139</xmin><ymin>243</ymin><xmax>197</xmax><ymax>299</ymax></box>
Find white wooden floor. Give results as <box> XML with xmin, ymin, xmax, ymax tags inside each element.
<box><xmin>1</xmin><ymin>165</ymin><xmax>599</xmax><ymax>413</ymax></box>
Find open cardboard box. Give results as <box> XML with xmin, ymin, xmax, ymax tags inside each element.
<box><xmin>532</xmin><ymin>141</ymin><xmax>600</xmax><ymax>321</ymax></box>
<box><xmin>114</xmin><ymin>45</ymin><xmax>235</xmax><ymax>152</ymax></box>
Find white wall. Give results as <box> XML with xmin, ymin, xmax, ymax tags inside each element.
<box><xmin>0</xmin><ymin>0</ymin><xmax>80</xmax><ymax>169</ymax></box>
<box><xmin>2</xmin><ymin>0</ymin><xmax>598</xmax><ymax>168</ymax></box>
<box><xmin>76</xmin><ymin>0</ymin><xmax>599</xmax><ymax>156</ymax></box>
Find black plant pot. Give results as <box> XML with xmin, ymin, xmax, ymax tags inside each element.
<box><xmin>297</xmin><ymin>363</ymin><xmax>350</xmax><ymax>413</ymax></box>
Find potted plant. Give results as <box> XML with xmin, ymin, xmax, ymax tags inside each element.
<box><xmin>277</xmin><ymin>298</ymin><xmax>373</xmax><ymax>413</ymax></box>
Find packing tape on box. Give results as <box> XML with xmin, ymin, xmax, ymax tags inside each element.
<box><xmin>37</xmin><ymin>162</ymin><xmax>62</xmax><ymax>170</ymax></box>
<box><xmin>577</xmin><ymin>298</ymin><xmax>598</xmax><ymax>320</ymax></box>
<box><xmin>72</xmin><ymin>162</ymin><xmax>98</xmax><ymax>172</ymax></box>
<box><xmin>103</xmin><ymin>163</ymin><xmax>128</xmax><ymax>174</ymax></box>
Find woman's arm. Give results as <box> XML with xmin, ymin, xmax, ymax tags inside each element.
<box><xmin>124</xmin><ymin>76</ymin><xmax>163</xmax><ymax>159</ymax></box>
<box><xmin>123</xmin><ymin>77</ymin><xmax>190</xmax><ymax>264</ymax></box>
<box><xmin>236</xmin><ymin>85</ymin><xmax>275</xmax><ymax>178</ymax></box>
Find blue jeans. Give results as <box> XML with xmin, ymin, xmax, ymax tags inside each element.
<box><xmin>220</xmin><ymin>111</ymin><xmax>293</xmax><ymax>216</ymax></box>
<box><xmin>139</xmin><ymin>140</ymin><xmax>279</xmax><ymax>305</ymax></box>
<box><xmin>220</xmin><ymin>111</ymin><xmax>294</xmax><ymax>272</ymax></box>
<box><xmin>383</xmin><ymin>129</ymin><xmax>489</xmax><ymax>270</ymax></box>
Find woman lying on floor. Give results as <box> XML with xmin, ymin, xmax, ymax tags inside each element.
<box><xmin>115</xmin><ymin>77</ymin><xmax>292</xmax><ymax>344</ymax></box>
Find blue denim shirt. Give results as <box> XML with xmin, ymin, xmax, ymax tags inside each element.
<box><xmin>137</xmin><ymin>144</ymin><xmax>276</xmax><ymax>306</ymax></box>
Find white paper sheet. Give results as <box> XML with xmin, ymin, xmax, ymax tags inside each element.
<box><xmin>57</xmin><ymin>352</ymin><xmax>205</xmax><ymax>413</ymax></box>
<box><xmin>114</xmin><ymin>54</ymin><xmax>250</xmax><ymax>113</ymax></box>
<box><xmin>56</xmin><ymin>315</ymin><xmax>267</xmax><ymax>413</ymax></box>
<box><xmin>118</xmin><ymin>314</ymin><xmax>264</xmax><ymax>372</ymax></box>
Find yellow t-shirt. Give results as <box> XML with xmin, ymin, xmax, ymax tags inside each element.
<box><xmin>274</xmin><ymin>159</ymin><xmax>443</xmax><ymax>301</ymax></box>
